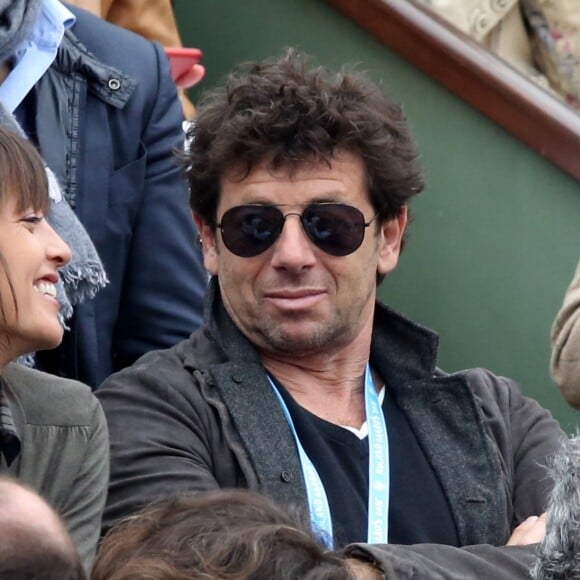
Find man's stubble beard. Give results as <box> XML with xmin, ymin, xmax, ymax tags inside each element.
<box><xmin>250</xmin><ymin>285</ymin><xmax>375</xmax><ymax>358</ymax></box>
<box><xmin>250</xmin><ymin>311</ymin><xmax>349</xmax><ymax>357</ymax></box>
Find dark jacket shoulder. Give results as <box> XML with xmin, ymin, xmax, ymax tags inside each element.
<box><xmin>66</xmin><ymin>4</ymin><xmax>167</xmax><ymax>85</ymax></box>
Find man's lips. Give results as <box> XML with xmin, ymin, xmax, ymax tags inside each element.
<box><xmin>264</xmin><ymin>289</ymin><xmax>326</xmax><ymax>310</ymax></box>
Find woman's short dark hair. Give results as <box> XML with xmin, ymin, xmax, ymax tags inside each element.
<box><xmin>184</xmin><ymin>49</ymin><xmax>424</xmax><ymax>229</ymax></box>
<box><xmin>91</xmin><ymin>490</ymin><xmax>355</xmax><ymax>580</ymax></box>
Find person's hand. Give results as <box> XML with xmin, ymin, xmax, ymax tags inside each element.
<box><xmin>175</xmin><ymin>64</ymin><xmax>205</xmax><ymax>89</ymax></box>
<box><xmin>506</xmin><ymin>513</ymin><xmax>547</xmax><ymax>545</ymax></box>
<box><xmin>344</xmin><ymin>558</ymin><xmax>384</xmax><ymax>579</ymax></box>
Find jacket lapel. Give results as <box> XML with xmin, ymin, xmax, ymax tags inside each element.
<box><xmin>209</xmin><ymin>362</ymin><xmax>309</xmax><ymax>516</ymax></box>
<box><xmin>390</xmin><ymin>375</ymin><xmax>509</xmax><ymax>546</ymax></box>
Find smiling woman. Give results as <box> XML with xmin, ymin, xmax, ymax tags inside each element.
<box><xmin>0</xmin><ymin>126</ymin><xmax>109</xmax><ymax>574</ymax></box>
<box><xmin>0</xmin><ymin>129</ymin><xmax>71</xmax><ymax>364</ymax></box>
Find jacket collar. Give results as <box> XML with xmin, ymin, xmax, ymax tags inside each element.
<box><xmin>50</xmin><ymin>28</ymin><xmax>136</xmax><ymax>109</ymax></box>
<box><xmin>371</xmin><ymin>300</ymin><xmax>439</xmax><ymax>387</ymax></box>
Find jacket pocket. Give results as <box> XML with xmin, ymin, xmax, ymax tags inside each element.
<box><xmin>108</xmin><ymin>141</ymin><xmax>147</xmax><ymax>211</ymax></box>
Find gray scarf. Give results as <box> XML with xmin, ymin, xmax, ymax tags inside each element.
<box><xmin>0</xmin><ymin>0</ymin><xmax>42</xmax><ymax>63</ymax></box>
<box><xmin>0</xmin><ymin>103</ymin><xmax>108</xmax><ymax>363</ymax></box>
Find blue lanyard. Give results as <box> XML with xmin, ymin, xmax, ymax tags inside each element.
<box><xmin>267</xmin><ymin>363</ymin><xmax>390</xmax><ymax>547</ymax></box>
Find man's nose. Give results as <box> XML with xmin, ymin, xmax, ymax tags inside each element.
<box><xmin>270</xmin><ymin>214</ymin><xmax>316</xmax><ymax>271</ymax></box>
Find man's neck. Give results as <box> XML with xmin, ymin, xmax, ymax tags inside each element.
<box><xmin>261</xmin><ymin>346</ymin><xmax>377</xmax><ymax>428</ymax></box>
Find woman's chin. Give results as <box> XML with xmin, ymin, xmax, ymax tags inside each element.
<box><xmin>25</xmin><ymin>329</ymin><xmax>64</xmax><ymax>356</ymax></box>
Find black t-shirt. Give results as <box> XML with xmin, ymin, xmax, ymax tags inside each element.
<box><xmin>275</xmin><ymin>380</ymin><xmax>459</xmax><ymax>548</ymax></box>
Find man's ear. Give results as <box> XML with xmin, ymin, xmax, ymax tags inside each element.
<box><xmin>377</xmin><ymin>206</ymin><xmax>408</xmax><ymax>276</ymax></box>
<box><xmin>193</xmin><ymin>212</ymin><xmax>219</xmax><ymax>275</ymax></box>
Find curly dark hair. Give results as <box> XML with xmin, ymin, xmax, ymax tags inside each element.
<box><xmin>91</xmin><ymin>490</ymin><xmax>356</xmax><ymax>580</ymax></box>
<box><xmin>184</xmin><ymin>49</ymin><xmax>424</xmax><ymax>229</ymax></box>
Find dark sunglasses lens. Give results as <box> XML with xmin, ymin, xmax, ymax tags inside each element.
<box><xmin>220</xmin><ymin>206</ymin><xmax>283</xmax><ymax>257</ymax></box>
<box><xmin>302</xmin><ymin>204</ymin><xmax>366</xmax><ymax>256</ymax></box>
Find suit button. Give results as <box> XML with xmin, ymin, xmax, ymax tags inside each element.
<box><xmin>108</xmin><ymin>77</ymin><xmax>121</xmax><ymax>91</ymax></box>
<box><xmin>280</xmin><ymin>470</ymin><xmax>292</xmax><ymax>483</ymax></box>
<box><xmin>232</xmin><ymin>374</ymin><xmax>243</xmax><ymax>383</ymax></box>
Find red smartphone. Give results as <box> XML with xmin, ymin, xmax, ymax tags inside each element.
<box><xmin>165</xmin><ymin>47</ymin><xmax>203</xmax><ymax>83</ymax></box>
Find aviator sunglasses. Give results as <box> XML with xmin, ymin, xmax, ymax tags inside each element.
<box><xmin>216</xmin><ymin>203</ymin><xmax>378</xmax><ymax>258</ymax></box>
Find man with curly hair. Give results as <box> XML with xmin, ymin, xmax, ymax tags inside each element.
<box><xmin>99</xmin><ymin>50</ymin><xmax>564</xmax><ymax>579</ymax></box>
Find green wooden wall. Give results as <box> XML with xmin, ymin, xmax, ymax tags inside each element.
<box><xmin>174</xmin><ymin>0</ymin><xmax>580</xmax><ymax>431</ymax></box>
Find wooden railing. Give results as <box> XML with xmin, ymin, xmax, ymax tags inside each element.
<box><xmin>325</xmin><ymin>0</ymin><xmax>580</xmax><ymax>182</ymax></box>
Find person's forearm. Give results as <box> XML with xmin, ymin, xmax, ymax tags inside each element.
<box><xmin>551</xmin><ymin>260</ymin><xmax>580</xmax><ymax>408</ymax></box>
<box><xmin>343</xmin><ymin>543</ymin><xmax>537</xmax><ymax>580</ymax></box>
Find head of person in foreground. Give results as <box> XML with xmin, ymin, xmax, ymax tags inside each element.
<box><xmin>91</xmin><ymin>489</ymin><xmax>368</xmax><ymax>580</ymax></box>
<box><xmin>0</xmin><ymin>477</ymin><xmax>85</xmax><ymax>580</ymax></box>
<box><xmin>532</xmin><ymin>433</ymin><xmax>580</xmax><ymax>580</ymax></box>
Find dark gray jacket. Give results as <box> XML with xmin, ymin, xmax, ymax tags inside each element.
<box><xmin>99</xmin><ymin>280</ymin><xmax>564</xmax><ymax>578</ymax></box>
<box><xmin>0</xmin><ymin>363</ymin><xmax>109</xmax><ymax>572</ymax></box>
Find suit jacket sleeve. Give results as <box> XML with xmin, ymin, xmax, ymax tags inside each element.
<box><xmin>344</xmin><ymin>543</ymin><xmax>537</xmax><ymax>579</ymax></box>
<box><xmin>551</xmin><ymin>260</ymin><xmax>580</xmax><ymax>408</ymax></box>
<box><xmin>112</xmin><ymin>41</ymin><xmax>206</xmax><ymax>372</ymax></box>
<box><xmin>97</xmin><ymin>348</ymin><xmax>228</xmax><ymax>532</ymax></box>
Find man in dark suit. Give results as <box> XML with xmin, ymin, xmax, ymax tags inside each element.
<box><xmin>0</xmin><ymin>0</ymin><xmax>206</xmax><ymax>387</ymax></box>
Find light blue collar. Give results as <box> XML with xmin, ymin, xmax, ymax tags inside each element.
<box><xmin>0</xmin><ymin>0</ymin><xmax>75</xmax><ymax>112</ymax></box>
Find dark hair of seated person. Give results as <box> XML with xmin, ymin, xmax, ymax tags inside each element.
<box><xmin>532</xmin><ymin>433</ymin><xmax>580</xmax><ymax>580</ymax></box>
<box><xmin>91</xmin><ymin>489</ymin><xmax>356</xmax><ymax>580</ymax></box>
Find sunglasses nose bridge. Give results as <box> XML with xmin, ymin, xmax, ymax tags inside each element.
<box><xmin>270</xmin><ymin>210</ymin><xmax>317</xmax><ymax>264</ymax></box>
<box><xmin>276</xmin><ymin>210</ymin><xmax>307</xmax><ymax>238</ymax></box>
<box><xmin>280</xmin><ymin>210</ymin><xmax>303</xmax><ymax>220</ymax></box>
<box><xmin>277</xmin><ymin>210</ymin><xmax>307</xmax><ymax>235</ymax></box>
